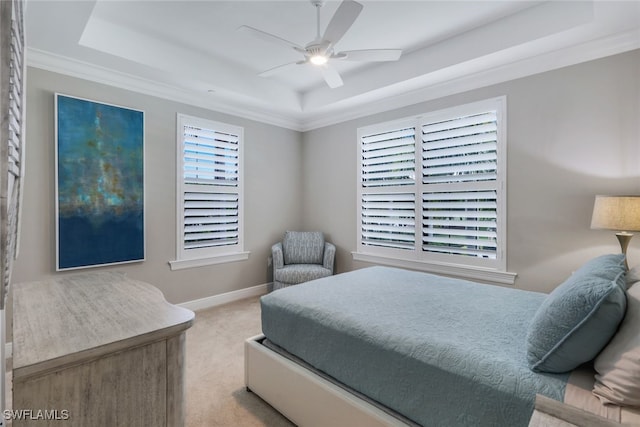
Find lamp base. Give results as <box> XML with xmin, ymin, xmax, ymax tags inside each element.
<box><xmin>616</xmin><ymin>232</ymin><xmax>633</xmax><ymax>269</ymax></box>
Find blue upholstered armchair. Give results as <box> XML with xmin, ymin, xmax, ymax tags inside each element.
<box><xmin>272</xmin><ymin>231</ymin><xmax>336</xmax><ymax>290</ymax></box>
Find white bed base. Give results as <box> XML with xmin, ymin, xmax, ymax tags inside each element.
<box><xmin>244</xmin><ymin>334</ymin><xmax>410</xmax><ymax>427</ymax></box>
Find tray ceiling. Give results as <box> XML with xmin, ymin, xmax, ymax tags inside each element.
<box><xmin>26</xmin><ymin>1</ymin><xmax>640</xmax><ymax>130</ymax></box>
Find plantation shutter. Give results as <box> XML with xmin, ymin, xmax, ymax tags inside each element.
<box><xmin>361</xmin><ymin>193</ymin><xmax>415</xmax><ymax>250</ymax></box>
<box><xmin>179</xmin><ymin>117</ymin><xmax>242</xmax><ymax>254</ymax></box>
<box><xmin>183</xmin><ymin>127</ymin><xmax>239</xmax><ymax>187</ymax></box>
<box><xmin>357</xmin><ymin>98</ymin><xmax>505</xmax><ymax>271</ymax></box>
<box><xmin>360</xmin><ymin>125</ymin><xmax>416</xmax><ymax>251</ymax></box>
<box><xmin>361</xmin><ymin>127</ymin><xmax>415</xmax><ymax>187</ymax></box>
<box><xmin>1</xmin><ymin>0</ymin><xmax>25</xmax><ymax>309</ymax></box>
<box><xmin>421</xmin><ymin>111</ymin><xmax>499</xmax><ymax>259</ymax></box>
<box><xmin>183</xmin><ymin>192</ymin><xmax>239</xmax><ymax>249</ymax></box>
<box><xmin>422</xmin><ymin>191</ymin><xmax>497</xmax><ymax>257</ymax></box>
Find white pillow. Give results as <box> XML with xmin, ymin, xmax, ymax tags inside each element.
<box><xmin>627</xmin><ymin>265</ymin><xmax>640</xmax><ymax>288</ymax></box>
<box><xmin>593</xmin><ymin>282</ymin><xmax>640</xmax><ymax>406</ymax></box>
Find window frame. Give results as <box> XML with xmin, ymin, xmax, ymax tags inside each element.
<box><xmin>354</xmin><ymin>97</ymin><xmax>515</xmax><ymax>284</ymax></box>
<box><xmin>170</xmin><ymin>114</ymin><xmax>248</xmax><ymax>270</ymax></box>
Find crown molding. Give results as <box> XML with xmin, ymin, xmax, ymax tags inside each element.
<box><xmin>300</xmin><ymin>29</ymin><xmax>640</xmax><ymax>131</ymax></box>
<box><xmin>27</xmin><ymin>28</ymin><xmax>639</xmax><ymax>133</ymax></box>
<box><xmin>26</xmin><ymin>48</ymin><xmax>306</xmax><ymax>131</ymax></box>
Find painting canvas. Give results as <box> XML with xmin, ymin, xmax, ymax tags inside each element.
<box><xmin>55</xmin><ymin>94</ymin><xmax>144</xmax><ymax>270</ymax></box>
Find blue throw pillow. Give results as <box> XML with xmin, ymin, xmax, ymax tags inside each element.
<box><xmin>526</xmin><ymin>254</ymin><xmax>627</xmax><ymax>373</ymax></box>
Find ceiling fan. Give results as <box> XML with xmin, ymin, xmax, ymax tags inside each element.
<box><xmin>238</xmin><ymin>0</ymin><xmax>402</xmax><ymax>89</ymax></box>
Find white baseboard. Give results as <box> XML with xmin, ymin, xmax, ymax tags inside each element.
<box><xmin>178</xmin><ymin>282</ymin><xmax>271</xmax><ymax>312</ymax></box>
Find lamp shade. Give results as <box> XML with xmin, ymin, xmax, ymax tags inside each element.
<box><xmin>591</xmin><ymin>195</ymin><xmax>640</xmax><ymax>231</ymax></box>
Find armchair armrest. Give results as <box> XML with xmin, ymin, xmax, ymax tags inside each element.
<box><xmin>271</xmin><ymin>242</ymin><xmax>284</xmax><ymax>269</ymax></box>
<box><xmin>323</xmin><ymin>242</ymin><xmax>336</xmax><ymax>273</ymax></box>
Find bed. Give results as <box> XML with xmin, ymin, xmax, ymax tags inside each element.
<box><xmin>245</xmin><ymin>255</ymin><xmax>640</xmax><ymax>426</ymax></box>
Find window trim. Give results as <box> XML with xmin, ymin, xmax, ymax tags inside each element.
<box><xmin>355</xmin><ymin>97</ymin><xmax>514</xmax><ymax>283</ymax></box>
<box><xmin>170</xmin><ymin>113</ymin><xmax>248</xmax><ymax>270</ymax></box>
<box><xmin>169</xmin><ymin>251</ymin><xmax>249</xmax><ymax>271</ymax></box>
<box><xmin>351</xmin><ymin>251</ymin><xmax>517</xmax><ymax>285</ymax></box>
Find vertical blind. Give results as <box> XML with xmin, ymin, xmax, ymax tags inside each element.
<box><xmin>181</xmin><ymin>122</ymin><xmax>240</xmax><ymax>250</ymax></box>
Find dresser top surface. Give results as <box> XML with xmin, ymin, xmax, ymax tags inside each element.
<box><xmin>13</xmin><ymin>271</ymin><xmax>194</xmax><ymax>375</ymax></box>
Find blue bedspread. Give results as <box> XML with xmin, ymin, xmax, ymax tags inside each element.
<box><xmin>261</xmin><ymin>266</ymin><xmax>570</xmax><ymax>427</ymax></box>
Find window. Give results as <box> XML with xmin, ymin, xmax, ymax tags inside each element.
<box><xmin>356</xmin><ymin>97</ymin><xmax>512</xmax><ymax>282</ymax></box>
<box><xmin>170</xmin><ymin>114</ymin><xmax>247</xmax><ymax>270</ymax></box>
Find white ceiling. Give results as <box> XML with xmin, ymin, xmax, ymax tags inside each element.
<box><xmin>25</xmin><ymin>1</ymin><xmax>640</xmax><ymax>130</ymax></box>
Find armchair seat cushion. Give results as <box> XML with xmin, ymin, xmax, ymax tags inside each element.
<box><xmin>274</xmin><ymin>264</ymin><xmax>332</xmax><ymax>286</ymax></box>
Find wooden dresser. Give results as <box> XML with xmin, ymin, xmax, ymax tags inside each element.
<box><xmin>12</xmin><ymin>272</ymin><xmax>194</xmax><ymax>427</ymax></box>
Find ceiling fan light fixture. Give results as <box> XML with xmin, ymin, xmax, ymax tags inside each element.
<box><xmin>309</xmin><ymin>54</ymin><xmax>328</xmax><ymax>66</ymax></box>
<box><xmin>242</xmin><ymin>0</ymin><xmax>401</xmax><ymax>88</ymax></box>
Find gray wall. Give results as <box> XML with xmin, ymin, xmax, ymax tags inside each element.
<box><xmin>302</xmin><ymin>50</ymin><xmax>640</xmax><ymax>293</ymax></box>
<box><xmin>12</xmin><ymin>50</ymin><xmax>640</xmax><ymax>306</ymax></box>
<box><xmin>13</xmin><ymin>67</ymin><xmax>303</xmax><ymax>304</ymax></box>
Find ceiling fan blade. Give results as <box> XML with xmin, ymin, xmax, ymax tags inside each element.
<box><xmin>336</xmin><ymin>49</ymin><xmax>402</xmax><ymax>62</ymax></box>
<box><xmin>320</xmin><ymin>65</ymin><xmax>344</xmax><ymax>89</ymax></box>
<box><xmin>322</xmin><ymin>0</ymin><xmax>363</xmax><ymax>47</ymax></box>
<box><xmin>237</xmin><ymin>25</ymin><xmax>305</xmax><ymax>53</ymax></box>
<box><xmin>258</xmin><ymin>61</ymin><xmax>302</xmax><ymax>77</ymax></box>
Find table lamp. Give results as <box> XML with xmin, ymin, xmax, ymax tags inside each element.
<box><xmin>591</xmin><ymin>195</ymin><xmax>640</xmax><ymax>269</ymax></box>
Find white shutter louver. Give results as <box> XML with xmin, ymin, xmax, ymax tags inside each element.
<box><xmin>1</xmin><ymin>0</ymin><xmax>25</xmax><ymax>309</ymax></box>
<box><xmin>183</xmin><ymin>126</ymin><xmax>239</xmax><ymax>186</ymax></box>
<box><xmin>183</xmin><ymin>192</ymin><xmax>238</xmax><ymax>248</ymax></box>
<box><xmin>361</xmin><ymin>193</ymin><xmax>415</xmax><ymax>250</ymax></box>
<box><xmin>361</xmin><ymin>127</ymin><xmax>415</xmax><ymax>187</ymax></box>
<box><xmin>357</xmin><ymin>98</ymin><xmax>505</xmax><ymax>270</ymax></box>
<box><xmin>422</xmin><ymin>191</ymin><xmax>497</xmax><ymax>258</ymax></box>
<box><xmin>422</xmin><ymin>112</ymin><xmax>497</xmax><ymax>184</ymax></box>
<box><xmin>421</xmin><ymin>110</ymin><xmax>500</xmax><ymax>259</ymax></box>
<box><xmin>179</xmin><ymin>116</ymin><xmax>242</xmax><ymax>255</ymax></box>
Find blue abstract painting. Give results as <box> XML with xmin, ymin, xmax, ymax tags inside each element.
<box><xmin>56</xmin><ymin>94</ymin><xmax>144</xmax><ymax>270</ymax></box>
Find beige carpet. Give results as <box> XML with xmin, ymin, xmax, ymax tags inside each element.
<box><xmin>5</xmin><ymin>296</ymin><xmax>290</xmax><ymax>426</ymax></box>
<box><xmin>185</xmin><ymin>296</ymin><xmax>295</xmax><ymax>427</ymax></box>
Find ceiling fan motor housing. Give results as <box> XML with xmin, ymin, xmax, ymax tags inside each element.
<box><xmin>305</xmin><ymin>41</ymin><xmax>331</xmax><ymax>57</ymax></box>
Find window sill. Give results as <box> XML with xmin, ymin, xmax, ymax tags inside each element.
<box><xmin>169</xmin><ymin>251</ymin><xmax>250</xmax><ymax>271</ymax></box>
<box><xmin>351</xmin><ymin>252</ymin><xmax>517</xmax><ymax>286</ymax></box>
